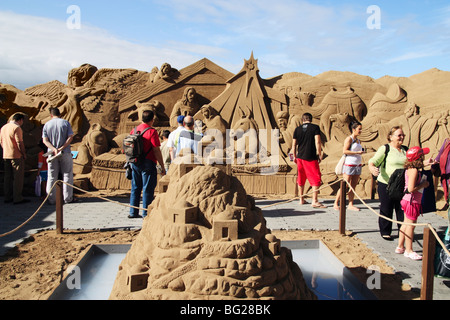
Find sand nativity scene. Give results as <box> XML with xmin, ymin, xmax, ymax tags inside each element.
<box><xmin>1</xmin><ymin>52</ymin><xmax>450</xmax><ymax>300</ymax></box>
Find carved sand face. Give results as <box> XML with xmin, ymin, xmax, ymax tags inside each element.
<box><xmin>161</xmin><ymin>63</ymin><xmax>172</xmax><ymax>76</ymax></box>
<box><xmin>277</xmin><ymin>118</ymin><xmax>287</xmax><ymax>131</ymax></box>
<box><xmin>187</xmin><ymin>89</ymin><xmax>195</xmax><ymax>103</ymax></box>
<box><xmin>202</xmin><ymin>107</ymin><xmax>210</xmax><ymax>119</ymax></box>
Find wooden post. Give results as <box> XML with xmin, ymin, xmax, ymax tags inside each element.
<box><xmin>339</xmin><ymin>180</ymin><xmax>347</xmax><ymax>235</ymax></box>
<box><xmin>56</xmin><ymin>181</ymin><xmax>64</xmax><ymax>234</ymax></box>
<box><xmin>421</xmin><ymin>227</ymin><xmax>435</xmax><ymax>300</ymax></box>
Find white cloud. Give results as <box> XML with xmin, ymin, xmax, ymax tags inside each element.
<box><xmin>1</xmin><ymin>1</ymin><xmax>449</xmax><ymax>89</ymax></box>
<box><xmin>386</xmin><ymin>50</ymin><xmax>440</xmax><ymax>64</ymax></box>
<box><xmin>0</xmin><ymin>11</ymin><xmax>200</xmax><ymax>89</ymax></box>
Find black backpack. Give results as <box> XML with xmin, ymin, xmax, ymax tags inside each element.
<box><xmin>123</xmin><ymin>127</ymin><xmax>152</xmax><ymax>164</ymax></box>
<box><xmin>380</xmin><ymin>144</ymin><xmax>408</xmax><ymax>168</ymax></box>
<box><xmin>386</xmin><ymin>168</ymin><xmax>407</xmax><ymax>201</ymax></box>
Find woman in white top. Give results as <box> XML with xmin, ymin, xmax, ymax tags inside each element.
<box><xmin>334</xmin><ymin>122</ymin><xmax>364</xmax><ymax>211</ymax></box>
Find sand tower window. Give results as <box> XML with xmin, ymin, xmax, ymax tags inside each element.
<box><xmin>222</xmin><ymin>227</ymin><xmax>229</xmax><ymax>238</ymax></box>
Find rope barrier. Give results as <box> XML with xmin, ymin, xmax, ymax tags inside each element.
<box><xmin>0</xmin><ymin>179</ymin><xmax>148</xmax><ymax>238</ymax></box>
<box><xmin>259</xmin><ymin>178</ymin><xmax>344</xmax><ymax>209</ymax></box>
<box><xmin>1</xmin><ymin>175</ymin><xmax>449</xmax><ymax>259</ymax></box>
<box><xmin>342</xmin><ymin>178</ymin><xmax>450</xmax><ymax>259</ymax></box>
<box><xmin>0</xmin><ymin>181</ymin><xmax>57</xmax><ymax>238</ymax></box>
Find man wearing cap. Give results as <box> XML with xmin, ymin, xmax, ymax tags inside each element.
<box><xmin>167</xmin><ymin>115</ymin><xmax>185</xmax><ymax>161</ymax></box>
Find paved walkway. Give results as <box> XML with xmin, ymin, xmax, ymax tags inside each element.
<box><xmin>1</xmin><ymin>194</ymin><xmax>449</xmax><ymax>300</ymax></box>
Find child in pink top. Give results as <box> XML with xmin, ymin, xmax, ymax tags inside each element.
<box><xmin>396</xmin><ymin>146</ymin><xmax>430</xmax><ymax>260</ymax></box>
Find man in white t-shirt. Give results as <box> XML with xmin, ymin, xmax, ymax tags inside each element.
<box><xmin>174</xmin><ymin>115</ymin><xmax>203</xmax><ymax>158</ymax></box>
<box><xmin>167</xmin><ymin>115</ymin><xmax>186</xmax><ymax>161</ymax></box>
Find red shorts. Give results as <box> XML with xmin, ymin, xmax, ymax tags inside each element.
<box><xmin>295</xmin><ymin>158</ymin><xmax>322</xmax><ymax>187</ymax></box>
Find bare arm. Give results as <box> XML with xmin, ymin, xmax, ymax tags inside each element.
<box><xmin>315</xmin><ymin>134</ymin><xmax>322</xmax><ymax>162</ymax></box>
<box><xmin>407</xmin><ymin>168</ymin><xmax>429</xmax><ymax>193</ymax></box>
<box><xmin>43</xmin><ymin>134</ymin><xmax>73</xmax><ymax>155</ymax></box>
<box><xmin>290</xmin><ymin>138</ymin><xmax>297</xmax><ymax>158</ymax></box>
<box><xmin>153</xmin><ymin>147</ymin><xmax>166</xmax><ymax>176</ymax></box>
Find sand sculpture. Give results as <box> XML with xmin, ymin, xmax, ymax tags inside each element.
<box><xmin>109</xmin><ymin>163</ymin><xmax>316</xmax><ymax>300</ymax></box>
<box><xmin>1</xmin><ymin>54</ymin><xmax>450</xmax><ymax>198</ymax></box>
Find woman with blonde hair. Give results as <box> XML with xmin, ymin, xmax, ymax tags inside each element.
<box><xmin>368</xmin><ymin>126</ymin><xmax>408</xmax><ymax>240</ymax></box>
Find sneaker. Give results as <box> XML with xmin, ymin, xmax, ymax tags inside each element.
<box><xmin>404</xmin><ymin>251</ymin><xmax>422</xmax><ymax>260</ymax></box>
<box><xmin>395</xmin><ymin>247</ymin><xmax>405</xmax><ymax>254</ymax></box>
<box><xmin>128</xmin><ymin>214</ymin><xmax>142</xmax><ymax>219</ymax></box>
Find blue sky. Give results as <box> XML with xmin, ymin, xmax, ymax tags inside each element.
<box><xmin>1</xmin><ymin>0</ymin><xmax>449</xmax><ymax>89</ymax></box>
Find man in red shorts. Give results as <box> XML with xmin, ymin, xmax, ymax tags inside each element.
<box><xmin>291</xmin><ymin>113</ymin><xmax>325</xmax><ymax>208</ymax></box>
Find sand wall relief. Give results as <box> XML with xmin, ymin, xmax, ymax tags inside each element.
<box><xmin>1</xmin><ymin>54</ymin><xmax>449</xmax><ymax>198</ymax></box>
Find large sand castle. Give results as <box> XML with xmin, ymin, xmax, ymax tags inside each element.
<box><xmin>109</xmin><ymin>162</ymin><xmax>316</xmax><ymax>300</ymax></box>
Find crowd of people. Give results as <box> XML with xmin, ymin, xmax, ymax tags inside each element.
<box><xmin>127</xmin><ymin>113</ymin><xmax>203</xmax><ymax>218</ymax></box>
<box><xmin>2</xmin><ymin>109</ymin><xmax>450</xmax><ymax>262</ymax></box>
<box><xmin>289</xmin><ymin>112</ymin><xmax>449</xmax><ymax>262</ymax></box>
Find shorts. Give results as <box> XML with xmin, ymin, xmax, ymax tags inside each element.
<box><xmin>295</xmin><ymin>158</ymin><xmax>321</xmax><ymax>187</ymax></box>
<box><xmin>343</xmin><ymin>164</ymin><xmax>362</xmax><ymax>176</ymax></box>
<box><xmin>401</xmin><ymin>199</ymin><xmax>422</xmax><ymax>221</ymax></box>
<box><xmin>39</xmin><ymin>170</ymin><xmax>48</xmax><ymax>181</ymax></box>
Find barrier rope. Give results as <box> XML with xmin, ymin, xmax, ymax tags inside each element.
<box><xmin>0</xmin><ymin>179</ymin><xmax>148</xmax><ymax>238</ymax></box>
<box><xmin>342</xmin><ymin>178</ymin><xmax>450</xmax><ymax>258</ymax></box>
<box><xmin>0</xmin><ymin>181</ymin><xmax>57</xmax><ymax>238</ymax></box>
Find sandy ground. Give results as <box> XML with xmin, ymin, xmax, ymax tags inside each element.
<box><xmin>0</xmin><ymin>227</ymin><xmax>419</xmax><ymax>300</ymax></box>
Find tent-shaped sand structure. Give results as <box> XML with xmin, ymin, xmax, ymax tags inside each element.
<box><xmin>109</xmin><ymin>162</ymin><xmax>316</xmax><ymax>300</ymax></box>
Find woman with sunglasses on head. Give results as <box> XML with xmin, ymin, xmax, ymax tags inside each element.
<box><xmin>368</xmin><ymin>126</ymin><xmax>408</xmax><ymax>241</ymax></box>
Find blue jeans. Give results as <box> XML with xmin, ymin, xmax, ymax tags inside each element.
<box><xmin>130</xmin><ymin>159</ymin><xmax>157</xmax><ymax>217</ymax></box>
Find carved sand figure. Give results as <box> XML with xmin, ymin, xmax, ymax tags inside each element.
<box><xmin>74</xmin><ymin>123</ymin><xmax>108</xmax><ymax>174</ymax></box>
<box><xmin>128</xmin><ymin>100</ymin><xmax>169</xmax><ymax>127</ymax></box>
<box><xmin>309</xmin><ymin>86</ymin><xmax>366</xmax><ymax>142</ymax></box>
<box><xmin>152</xmin><ymin>62</ymin><xmax>179</xmax><ymax>83</ymax></box>
<box><xmin>385</xmin><ymin>101</ymin><xmax>448</xmax><ymax>149</ymax></box>
<box><xmin>26</xmin><ymin>64</ymin><xmax>105</xmax><ymax>136</ymax></box>
<box><xmin>229</xmin><ymin>106</ymin><xmax>259</xmax><ymax>164</ymax></box>
<box><xmin>54</xmin><ymin>65</ymin><xmax>105</xmax><ymax>135</ymax></box>
<box><xmin>276</xmin><ymin>110</ymin><xmax>292</xmax><ymax>156</ymax></box>
<box><xmin>359</xmin><ymin>83</ymin><xmax>408</xmax><ymax>146</ymax></box>
<box><xmin>287</xmin><ymin>89</ymin><xmax>314</xmax><ymax>125</ymax></box>
<box><xmin>110</xmin><ymin>164</ymin><xmax>316</xmax><ymax>300</ymax></box>
<box><xmin>147</xmin><ymin>66</ymin><xmax>159</xmax><ymax>85</ymax></box>
<box><xmin>195</xmin><ymin>104</ymin><xmax>228</xmax><ymax>136</ymax></box>
<box><xmin>193</xmin><ymin>104</ymin><xmax>229</xmax><ymax>160</ymax></box>
<box><xmin>169</xmin><ymin>87</ymin><xmax>200</xmax><ymax>128</ymax></box>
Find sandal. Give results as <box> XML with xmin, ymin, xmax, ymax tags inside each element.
<box><xmin>311</xmin><ymin>203</ymin><xmax>327</xmax><ymax>209</ymax></box>
<box><xmin>395</xmin><ymin>247</ymin><xmax>405</xmax><ymax>254</ymax></box>
<box><xmin>404</xmin><ymin>251</ymin><xmax>422</xmax><ymax>260</ymax></box>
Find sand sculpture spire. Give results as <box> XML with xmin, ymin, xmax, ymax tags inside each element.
<box><xmin>109</xmin><ymin>163</ymin><xmax>316</xmax><ymax>300</ymax></box>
